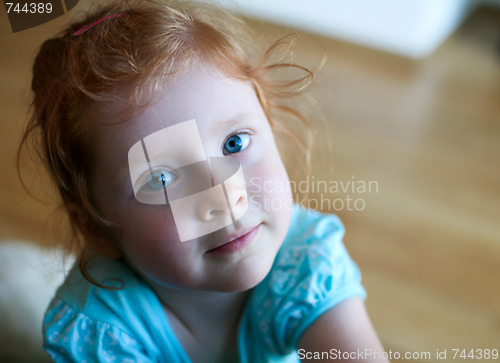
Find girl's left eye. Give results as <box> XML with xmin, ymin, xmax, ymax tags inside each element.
<box><xmin>223</xmin><ymin>133</ymin><xmax>251</xmax><ymax>154</ymax></box>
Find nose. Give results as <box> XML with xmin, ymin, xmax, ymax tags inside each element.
<box><xmin>197</xmin><ymin>161</ymin><xmax>248</xmax><ymax>222</ymax></box>
<box><xmin>223</xmin><ymin>175</ymin><xmax>248</xmax><ymax>221</ymax></box>
<box><xmin>170</xmin><ymin>184</ymin><xmax>234</xmax><ymax>242</ymax></box>
<box><xmin>197</xmin><ymin>184</ymin><xmax>233</xmax><ymax>222</ymax></box>
<box><xmin>169</xmin><ymin>157</ymin><xmax>249</xmax><ymax>242</ymax></box>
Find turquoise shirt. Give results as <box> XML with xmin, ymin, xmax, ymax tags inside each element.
<box><xmin>43</xmin><ymin>206</ymin><xmax>366</xmax><ymax>362</ymax></box>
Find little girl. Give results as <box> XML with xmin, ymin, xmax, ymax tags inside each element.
<box><xmin>23</xmin><ymin>0</ymin><xmax>388</xmax><ymax>361</ymax></box>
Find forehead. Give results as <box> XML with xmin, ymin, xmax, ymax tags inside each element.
<box><xmin>93</xmin><ymin>66</ymin><xmax>259</xmax><ymax>149</ymax></box>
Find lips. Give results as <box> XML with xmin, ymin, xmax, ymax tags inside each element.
<box><xmin>206</xmin><ymin>224</ymin><xmax>261</xmax><ymax>254</ymax></box>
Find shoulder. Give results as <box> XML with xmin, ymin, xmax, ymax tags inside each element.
<box><xmin>43</xmin><ymin>256</ymin><xmax>164</xmax><ymax>362</ymax></box>
<box><xmin>280</xmin><ymin>204</ymin><xmax>346</xmax><ymax>255</ymax></box>
<box><xmin>242</xmin><ymin>205</ymin><xmax>366</xmax><ymax>357</ymax></box>
<box><xmin>52</xmin><ymin>255</ymin><xmax>154</xmax><ymax>331</ymax></box>
<box><xmin>275</xmin><ymin>206</ymin><xmax>357</xmax><ymax>293</ymax></box>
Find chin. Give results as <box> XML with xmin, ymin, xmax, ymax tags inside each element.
<box><xmin>215</xmin><ymin>250</ymin><xmax>277</xmax><ymax>293</ymax></box>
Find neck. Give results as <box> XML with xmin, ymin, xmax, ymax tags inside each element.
<box><xmin>148</xmin><ymin>280</ymin><xmax>249</xmax><ymax>339</ymax></box>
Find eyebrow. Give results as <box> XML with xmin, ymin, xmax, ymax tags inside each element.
<box><xmin>212</xmin><ymin>112</ymin><xmax>264</xmax><ymax>134</ymax></box>
<box><xmin>214</xmin><ymin>114</ymin><xmax>246</xmax><ymax>131</ymax></box>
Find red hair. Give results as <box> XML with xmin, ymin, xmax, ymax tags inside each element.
<box><xmin>19</xmin><ymin>0</ymin><xmax>314</xmax><ymax>286</ymax></box>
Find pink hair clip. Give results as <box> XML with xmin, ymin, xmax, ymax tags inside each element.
<box><xmin>73</xmin><ymin>14</ymin><xmax>122</xmax><ymax>36</ymax></box>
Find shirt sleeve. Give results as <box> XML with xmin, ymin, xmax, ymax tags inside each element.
<box><xmin>245</xmin><ymin>207</ymin><xmax>366</xmax><ymax>357</ymax></box>
<box><xmin>43</xmin><ymin>298</ymin><xmax>152</xmax><ymax>363</ymax></box>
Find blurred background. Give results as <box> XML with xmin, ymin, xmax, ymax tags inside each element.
<box><xmin>1</xmin><ymin>0</ymin><xmax>499</xmax><ymax>361</ymax></box>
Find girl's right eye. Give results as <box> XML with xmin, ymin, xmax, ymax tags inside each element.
<box><xmin>139</xmin><ymin>168</ymin><xmax>176</xmax><ymax>192</ymax></box>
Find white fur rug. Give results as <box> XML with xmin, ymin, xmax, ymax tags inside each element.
<box><xmin>0</xmin><ymin>241</ymin><xmax>74</xmax><ymax>363</ymax></box>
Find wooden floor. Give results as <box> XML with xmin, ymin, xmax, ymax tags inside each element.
<box><xmin>1</xmin><ymin>4</ymin><xmax>499</xmax><ymax>362</ymax></box>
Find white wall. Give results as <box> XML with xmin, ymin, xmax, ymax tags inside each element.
<box><xmin>214</xmin><ymin>0</ymin><xmax>474</xmax><ymax>59</ymax></box>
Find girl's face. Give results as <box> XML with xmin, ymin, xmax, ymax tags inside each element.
<box><xmin>90</xmin><ymin>65</ymin><xmax>293</xmax><ymax>292</ymax></box>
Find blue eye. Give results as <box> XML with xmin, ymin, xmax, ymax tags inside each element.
<box><xmin>142</xmin><ymin>169</ymin><xmax>175</xmax><ymax>191</ymax></box>
<box><xmin>223</xmin><ymin>133</ymin><xmax>250</xmax><ymax>154</ymax></box>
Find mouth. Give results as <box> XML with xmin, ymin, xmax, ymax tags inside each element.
<box><xmin>205</xmin><ymin>224</ymin><xmax>261</xmax><ymax>255</ymax></box>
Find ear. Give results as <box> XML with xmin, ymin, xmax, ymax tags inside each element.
<box><xmin>67</xmin><ymin>203</ymin><xmax>123</xmax><ymax>259</ymax></box>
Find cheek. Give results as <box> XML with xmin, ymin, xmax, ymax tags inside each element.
<box><xmin>244</xmin><ymin>148</ymin><xmax>293</xmax><ymax>212</ymax></box>
<box><xmin>117</xmin><ymin>207</ymin><xmax>203</xmax><ymax>284</ymax></box>
<box><xmin>113</xmin><ymin>207</ymin><xmax>179</xmax><ymax>261</ymax></box>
